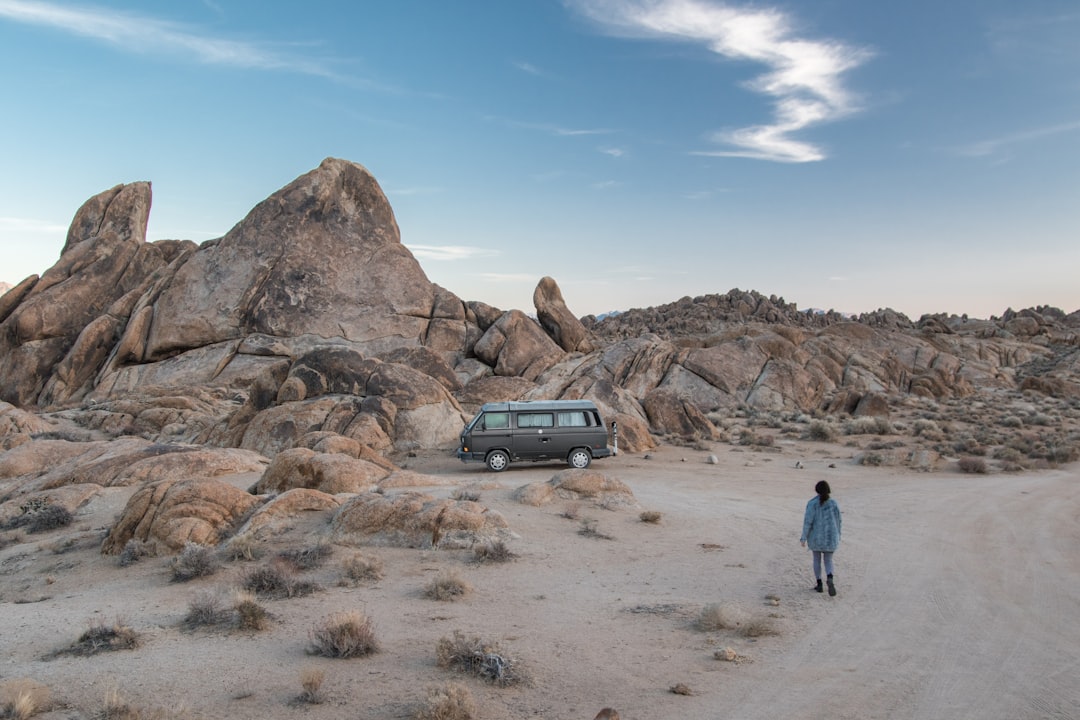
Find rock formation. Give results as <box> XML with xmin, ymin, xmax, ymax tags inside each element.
<box><xmin>1</xmin><ymin>157</ymin><xmax>1078</xmax><ymax>552</ymax></box>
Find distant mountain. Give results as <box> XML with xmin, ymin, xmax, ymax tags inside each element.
<box><xmin>0</xmin><ymin>281</ymin><xmax>11</xmax><ymax>297</ymax></box>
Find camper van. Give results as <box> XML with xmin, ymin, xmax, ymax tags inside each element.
<box><xmin>457</xmin><ymin>400</ymin><xmax>613</xmax><ymax>472</ymax></box>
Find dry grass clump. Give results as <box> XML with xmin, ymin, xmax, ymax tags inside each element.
<box><xmin>0</xmin><ymin>679</ymin><xmax>50</xmax><ymax>720</ymax></box>
<box><xmin>957</xmin><ymin>456</ymin><xmax>989</xmax><ymax>474</ymax></box>
<box><xmin>308</xmin><ymin>611</ymin><xmax>379</xmax><ymax>658</ymax></box>
<box><xmin>183</xmin><ymin>590</ymin><xmax>228</xmax><ymax>629</ymax></box>
<box><xmin>450</xmin><ymin>489</ymin><xmax>481</xmax><ymax>502</ymax></box>
<box><xmin>242</xmin><ymin>562</ymin><xmax>319</xmax><ymax>599</ymax></box>
<box><xmin>804</xmin><ymin>420</ymin><xmax>837</xmax><ymax>442</ymax></box>
<box><xmin>278</xmin><ymin>542</ymin><xmax>332</xmax><ymax>570</ymax></box>
<box><xmin>170</xmin><ymin>543</ymin><xmax>220</xmax><ymax>582</ymax></box>
<box><xmin>472</xmin><ymin>540</ymin><xmax>517</xmax><ymax>564</ymax></box>
<box><xmin>415</xmin><ymin>682</ymin><xmax>476</xmax><ymax>720</ymax></box>
<box><xmin>339</xmin><ymin>553</ymin><xmax>385</xmax><ymax>585</ymax></box>
<box><xmin>695</xmin><ymin>603</ymin><xmax>738</xmax><ymax>632</ymax></box>
<box><xmin>425</xmin><ymin>569</ymin><xmax>472</xmax><ymax>601</ymax></box>
<box><xmin>117</xmin><ymin>539</ymin><xmax>153</xmax><ymax>567</ymax></box>
<box><xmin>97</xmin><ymin>687</ymin><xmax>179</xmax><ymax>720</ymax></box>
<box><xmin>57</xmin><ymin>618</ymin><xmax>141</xmax><ymax>657</ymax></box>
<box><xmin>232</xmin><ymin>589</ymin><xmax>270</xmax><ymax>631</ymax></box>
<box><xmin>558</xmin><ymin>503</ymin><xmax>581</xmax><ymax>520</ymax></box>
<box><xmin>578</xmin><ymin>519</ymin><xmax>613</xmax><ymax>540</ymax></box>
<box><xmin>435</xmin><ymin>631</ymin><xmax>529</xmax><ymax>687</ymax></box>
<box><xmin>740</xmin><ymin>616</ymin><xmax>780</xmax><ymax>638</ymax></box>
<box><xmin>639</xmin><ymin>510</ymin><xmax>662</xmax><ymax>524</ymax></box>
<box><xmin>5</xmin><ymin>503</ymin><xmax>73</xmax><ymax>534</ymax></box>
<box><xmin>844</xmin><ymin>416</ymin><xmax>893</xmax><ymax>435</ymax></box>
<box><xmin>298</xmin><ymin>668</ymin><xmax>325</xmax><ymax>705</ymax></box>
<box><xmin>858</xmin><ymin>452</ymin><xmax>886</xmax><ymax>467</ymax></box>
<box><xmin>222</xmin><ymin>534</ymin><xmax>261</xmax><ymax>562</ymax></box>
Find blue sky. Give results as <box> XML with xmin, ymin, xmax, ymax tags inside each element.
<box><xmin>1</xmin><ymin>0</ymin><xmax>1077</xmax><ymax>319</ymax></box>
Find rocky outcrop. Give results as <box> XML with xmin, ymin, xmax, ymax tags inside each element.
<box><xmin>534</xmin><ymin>276</ymin><xmax>594</xmax><ymax>354</ymax></box>
<box><xmin>101</xmin><ymin>477</ymin><xmax>263</xmax><ymax>553</ymax></box>
<box><xmin>329</xmin><ymin>491</ymin><xmax>511</xmax><ymax>548</ymax></box>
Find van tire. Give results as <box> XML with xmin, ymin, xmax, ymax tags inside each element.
<box><xmin>486</xmin><ymin>450</ymin><xmax>510</xmax><ymax>472</ymax></box>
<box><xmin>567</xmin><ymin>448</ymin><xmax>592</xmax><ymax>469</ymax></box>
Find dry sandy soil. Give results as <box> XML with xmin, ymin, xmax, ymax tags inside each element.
<box><xmin>2</xmin><ymin>438</ymin><xmax>1078</xmax><ymax>720</ymax></box>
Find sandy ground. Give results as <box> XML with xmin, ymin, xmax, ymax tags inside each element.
<box><xmin>2</xmin><ymin>439</ymin><xmax>1078</xmax><ymax>720</ymax></box>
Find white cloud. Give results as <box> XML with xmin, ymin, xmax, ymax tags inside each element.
<box><xmin>952</xmin><ymin>120</ymin><xmax>1080</xmax><ymax>159</ymax></box>
<box><xmin>486</xmin><ymin>115</ymin><xmax>613</xmax><ymax>137</ymax></box>
<box><xmin>600</xmin><ymin>146</ymin><xmax>626</xmax><ymax>157</ymax></box>
<box><xmin>567</xmin><ymin>0</ymin><xmax>871</xmax><ymax>162</ymax></box>
<box><xmin>591</xmin><ymin>180</ymin><xmax>622</xmax><ymax>190</ymax></box>
<box><xmin>477</xmin><ymin>272</ymin><xmax>538</xmax><ymax>283</ymax></box>
<box><xmin>514</xmin><ymin>60</ymin><xmax>544</xmax><ymax>76</ymax></box>
<box><xmin>406</xmin><ymin>245</ymin><xmax>500</xmax><ymax>261</ymax></box>
<box><xmin>0</xmin><ymin>0</ymin><xmax>344</xmax><ymax>80</ymax></box>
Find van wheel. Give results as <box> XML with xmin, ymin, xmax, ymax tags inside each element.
<box><xmin>568</xmin><ymin>449</ymin><xmax>592</xmax><ymax>469</ymax></box>
<box><xmin>486</xmin><ymin>450</ymin><xmax>510</xmax><ymax>472</ymax></box>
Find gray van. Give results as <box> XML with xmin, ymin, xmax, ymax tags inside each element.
<box><xmin>456</xmin><ymin>400</ymin><xmax>613</xmax><ymax>472</ymax></box>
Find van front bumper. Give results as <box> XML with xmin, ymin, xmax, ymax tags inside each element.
<box><xmin>456</xmin><ymin>449</ymin><xmax>485</xmax><ymax>464</ymax></box>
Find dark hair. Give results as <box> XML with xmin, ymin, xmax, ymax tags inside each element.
<box><xmin>814</xmin><ymin>480</ymin><xmax>831</xmax><ymax>505</ymax></box>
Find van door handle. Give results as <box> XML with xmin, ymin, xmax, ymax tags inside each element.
<box><xmin>540</xmin><ymin>437</ymin><xmax>550</xmax><ymax>443</ymax></box>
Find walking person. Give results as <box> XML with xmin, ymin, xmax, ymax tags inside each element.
<box><xmin>800</xmin><ymin>480</ymin><xmax>842</xmax><ymax>596</ymax></box>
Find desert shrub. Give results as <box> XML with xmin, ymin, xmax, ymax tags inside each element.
<box><xmin>183</xmin><ymin>591</ymin><xmax>228</xmax><ymax>629</ymax></box>
<box><xmin>805</xmin><ymin>420</ymin><xmax>836</xmax><ymax>442</ymax></box>
<box><xmin>339</xmin><ymin>553</ymin><xmax>384</xmax><ymax>585</ymax></box>
<box><xmin>952</xmin><ymin>437</ymin><xmax>986</xmax><ymax>456</ymax></box>
<box><xmin>639</xmin><ymin>510</ymin><xmax>662</xmax><ymax>524</ymax></box>
<box><xmin>6</xmin><ymin>503</ymin><xmax>73</xmax><ymax>534</ymax></box>
<box><xmin>858</xmin><ymin>452</ymin><xmax>885</xmax><ymax>467</ymax></box>
<box><xmin>425</xmin><ymin>569</ymin><xmax>471</xmax><ymax>601</ymax></box>
<box><xmin>435</xmin><ymin>631</ymin><xmax>529</xmax><ymax>687</ymax></box>
<box><xmin>1029</xmin><ymin>413</ymin><xmax>1054</xmax><ymax>426</ymax></box>
<box><xmin>737</xmin><ymin>429</ymin><xmax>773</xmax><ymax>447</ymax></box>
<box><xmin>844</xmin><ymin>416</ymin><xmax>893</xmax><ymax>435</ymax></box>
<box><xmin>170</xmin><ymin>543</ymin><xmax>219</xmax><ymax>582</ymax></box>
<box><xmin>472</xmin><ymin>540</ymin><xmax>517</xmax><ymax>564</ymax></box>
<box><xmin>278</xmin><ymin>542</ymin><xmax>332</xmax><ymax>570</ymax></box>
<box><xmin>298</xmin><ymin>668</ymin><xmax>324</xmax><ymax>705</ymax></box>
<box><xmin>222</xmin><ymin>535</ymin><xmax>261</xmax><ymax>562</ymax></box>
<box><xmin>695</xmin><ymin>603</ymin><xmax>737</xmax><ymax>632</ymax></box>
<box><xmin>242</xmin><ymin>563</ymin><xmax>319</xmax><ymax>599</ymax></box>
<box><xmin>308</xmin><ymin>611</ymin><xmax>379</xmax><ymax>658</ymax></box>
<box><xmin>450</xmin><ymin>489</ymin><xmax>480</xmax><ymax>502</ymax></box>
<box><xmin>97</xmin><ymin>688</ymin><xmax>178</xmax><ymax>720</ymax></box>
<box><xmin>577</xmin><ymin>519</ymin><xmax>613</xmax><ymax>540</ymax></box>
<box><xmin>59</xmin><ymin>618</ymin><xmax>140</xmax><ymax>657</ymax></box>
<box><xmin>117</xmin><ymin>539</ymin><xmax>152</xmax><ymax>567</ymax></box>
<box><xmin>415</xmin><ymin>682</ymin><xmax>476</xmax><ymax>720</ymax></box>
<box><xmin>957</xmin><ymin>457</ymin><xmax>988</xmax><ymax>474</ymax></box>
<box><xmin>232</xmin><ymin>590</ymin><xmax>269</xmax><ymax>631</ymax></box>
<box><xmin>559</xmin><ymin>503</ymin><xmax>581</xmax><ymax>520</ymax></box>
<box><xmin>0</xmin><ymin>678</ymin><xmax>50</xmax><ymax>720</ymax></box>
<box><xmin>993</xmin><ymin>446</ymin><xmax>1023</xmax><ymax>462</ymax></box>
<box><xmin>912</xmin><ymin>419</ymin><xmax>940</xmax><ymax>437</ymax></box>
<box><xmin>999</xmin><ymin>415</ymin><xmax>1023</xmax><ymax>428</ymax></box>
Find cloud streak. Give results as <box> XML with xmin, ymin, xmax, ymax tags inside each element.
<box><xmin>0</xmin><ymin>0</ymin><xmax>343</xmax><ymax>80</ymax></box>
<box><xmin>952</xmin><ymin>120</ymin><xmax>1080</xmax><ymax>159</ymax></box>
<box><xmin>568</xmin><ymin>0</ymin><xmax>871</xmax><ymax>162</ymax></box>
<box><xmin>406</xmin><ymin>245</ymin><xmax>500</xmax><ymax>261</ymax></box>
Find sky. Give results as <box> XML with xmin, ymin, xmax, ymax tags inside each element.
<box><xmin>1</xmin><ymin>0</ymin><xmax>1078</xmax><ymax>320</ymax></box>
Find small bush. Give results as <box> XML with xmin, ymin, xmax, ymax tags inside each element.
<box><xmin>59</xmin><ymin>618</ymin><xmax>140</xmax><ymax>657</ymax></box>
<box><xmin>223</xmin><ymin>535</ymin><xmax>261</xmax><ymax>562</ymax></box>
<box><xmin>577</xmin><ymin>519</ymin><xmax>613</xmax><ymax>540</ymax></box>
<box><xmin>957</xmin><ymin>457</ymin><xmax>988</xmax><ymax>474</ymax></box>
<box><xmin>0</xmin><ymin>678</ymin><xmax>50</xmax><ymax>720</ymax></box>
<box><xmin>805</xmin><ymin>420</ymin><xmax>837</xmax><ymax>442</ymax></box>
<box><xmin>170</xmin><ymin>543</ymin><xmax>219</xmax><ymax>583</ymax></box>
<box><xmin>415</xmin><ymin>682</ymin><xmax>476</xmax><ymax>720</ymax></box>
<box><xmin>117</xmin><ymin>539</ymin><xmax>153</xmax><ymax>567</ymax></box>
<box><xmin>339</xmin><ymin>553</ymin><xmax>384</xmax><ymax>584</ymax></box>
<box><xmin>435</xmin><ymin>631</ymin><xmax>528</xmax><ymax>686</ymax></box>
<box><xmin>472</xmin><ymin>540</ymin><xmax>517</xmax><ymax>564</ymax></box>
<box><xmin>639</xmin><ymin>511</ymin><xmax>662</xmax><ymax>524</ymax></box>
<box><xmin>740</xmin><ymin>617</ymin><xmax>779</xmax><ymax>638</ymax></box>
<box><xmin>183</xmin><ymin>591</ymin><xmax>227</xmax><ymax>629</ymax></box>
<box><xmin>858</xmin><ymin>452</ymin><xmax>886</xmax><ymax>467</ymax></box>
<box><xmin>425</xmin><ymin>570</ymin><xmax>471</xmax><ymax>601</ymax></box>
<box><xmin>308</xmin><ymin>611</ymin><xmax>379</xmax><ymax>658</ymax></box>
<box><xmin>298</xmin><ymin>668</ymin><xmax>324</xmax><ymax>705</ymax></box>
<box><xmin>999</xmin><ymin>415</ymin><xmax>1023</xmax><ymax>428</ymax></box>
<box><xmin>278</xmin><ymin>542</ymin><xmax>333</xmax><ymax>570</ymax></box>
<box><xmin>559</xmin><ymin>503</ymin><xmax>581</xmax><ymax>520</ymax></box>
<box><xmin>450</xmin><ymin>489</ymin><xmax>480</xmax><ymax>502</ymax></box>
<box><xmin>5</xmin><ymin>504</ymin><xmax>73</xmax><ymax>534</ymax></box>
<box><xmin>232</xmin><ymin>590</ymin><xmax>269</xmax><ymax>631</ymax></box>
<box><xmin>242</xmin><ymin>563</ymin><xmax>319</xmax><ymax>599</ymax></box>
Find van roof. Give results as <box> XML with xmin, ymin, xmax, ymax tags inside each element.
<box><xmin>479</xmin><ymin>400</ymin><xmax>599</xmax><ymax>413</ymax></box>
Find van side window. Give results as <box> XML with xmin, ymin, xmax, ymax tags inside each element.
<box><xmin>483</xmin><ymin>412</ymin><xmax>509</xmax><ymax>430</ymax></box>
<box><xmin>517</xmin><ymin>413</ymin><xmax>554</xmax><ymax>428</ymax></box>
<box><xmin>557</xmin><ymin>411</ymin><xmax>589</xmax><ymax>427</ymax></box>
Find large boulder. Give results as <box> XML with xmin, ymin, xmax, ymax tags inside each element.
<box><xmin>473</xmin><ymin>310</ymin><xmax>566</xmax><ymax>380</ymax></box>
<box><xmin>101</xmin><ymin>477</ymin><xmax>263</xmax><ymax>553</ymax></box>
<box><xmin>533</xmin><ymin>276</ymin><xmax>594</xmax><ymax>354</ymax></box>
<box><xmin>250</xmin><ymin>447</ymin><xmax>389</xmax><ymax>495</ymax></box>
<box><xmin>329</xmin><ymin>491</ymin><xmax>511</xmax><ymax>549</ymax></box>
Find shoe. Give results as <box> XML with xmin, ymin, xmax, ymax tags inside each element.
<box><xmin>827</xmin><ymin>576</ymin><xmax>836</xmax><ymax>597</ymax></box>
<box><xmin>815</xmin><ymin>579</ymin><xmax>823</xmax><ymax>593</ymax></box>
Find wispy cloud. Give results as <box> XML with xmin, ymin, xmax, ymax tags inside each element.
<box><xmin>591</xmin><ymin>180</ymin><xmax>622</xmax><ymax>190</ymax></box>
<box><xmin>567</xmin><ymin>0</ymin><xmax>871</xmax><ymax>162</ymax></box>
<box><xmin>486</xmin><ymin>115</ymin><xmax>614</xmax><ymax>137</ymax></box>
<box><xmin>513</xmin><ymin>60</ymin><xmax>545</xmax><ymax>76</ymax></box>
<box><xmin>952</xmin><ymin>120</ymin><xmax>1080</xmax><ymax>159</ymax></box>
<box><xmin>599</xmin><ymin>146</ymin><xmax>626</xmax><ymax>157</ymax></box>
<box><xmin>406</xmin><ymin>245</ymin><xmax>500</xmax><ymax>261</ymax></box>
<box><xmin>0</xmin><ymin>0</ymin><xmax>347</xmax><ymax>81</ymax></box>
<box><xmin>0</xmin><ymin>216</ymin><xmax>67</xmax><ymax>235</ymax></box>
<box><xmin>386</xmin><ymin>186</ymin><xmax>444</xmax><ymax>197</ymax></box>
<box><xmin>478</xmin><ymin>272</ymin><xmax>538</xmax><ymax>283</ymax></box>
